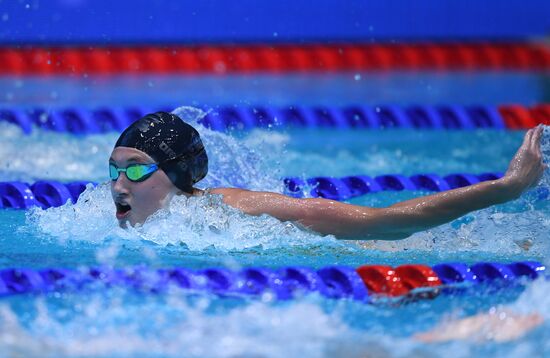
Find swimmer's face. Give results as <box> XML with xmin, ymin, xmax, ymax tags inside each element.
<box><xmin>109</xmin><ymin>147</ymin><xmax>179</xmax><ymax>227</ymax></box>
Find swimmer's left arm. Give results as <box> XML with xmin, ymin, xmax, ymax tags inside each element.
<box><xmin>213</xmin><ymin>126</ymin><xmax>546</xmax><ymax>240</ymax></box>
<box><xmin>213</xmin><ymin>179</ymin><xmax>513</xmax><ymax>240</ymax></box>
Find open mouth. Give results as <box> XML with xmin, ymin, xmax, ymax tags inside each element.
<box><xmin>115</xmin><ymin>202</ymin><xmax>132</xmax><ymax>220</ymax></box>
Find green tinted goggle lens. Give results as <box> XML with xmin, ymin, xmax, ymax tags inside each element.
<box><xmin>109</xmin><ymin>163</ymin><xmax>158</xmax><ymax>182</ymax></box>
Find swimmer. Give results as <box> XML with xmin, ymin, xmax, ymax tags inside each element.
<box><xmin>109</xmin><ymin>111</ymin><xmax>546</xmax><ymax>239</ymax></box>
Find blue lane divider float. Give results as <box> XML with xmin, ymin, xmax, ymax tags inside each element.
<box><xmin>0</xmin><ymin>172</ymin><xmax>508</xmax><ymax>209</ymax></box>
<box><xmin>0</xmin><ymin>261</ymin><xmax>544</xmax><ymax>301</ymax></box>
<box><xmin>0</xmin><ymin>105</ymin><xmax>507</xmax><ymax>135</ymax></box>
<box><xmin>283</xmin><ymin>172</ymin><xmax>505</xmax><ymax>200</ymax></box>
<box><xmin>0</xmin><ymin>181</ymin><xmax>95</xmax><ymax>209</ymax></box>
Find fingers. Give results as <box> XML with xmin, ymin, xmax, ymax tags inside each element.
<box><xmin>529</xmin><ymin>125</ymin><xmax>543</xmax><ymax>152</ymax></box>
<box><xmin>522</xmin><ymin>127</ymin><xmax>534</xmax><ymax>148</ymax></box>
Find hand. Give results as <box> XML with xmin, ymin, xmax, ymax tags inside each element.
<box><xmin>502</xmin><ymin>125</ymin><xmax>547</xmax><ymax>199</ymax></box>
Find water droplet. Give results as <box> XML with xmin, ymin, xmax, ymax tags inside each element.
<box><xmin>39</xmin><ymin>112</ymin><xmax>48</xmax><ymax>123</ymax></box>
<box><xmin>354</xmin><ymin>74</ymin><xmax>361</xmax><ymax>81</ymax></box>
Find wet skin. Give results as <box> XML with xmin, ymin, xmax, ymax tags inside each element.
<box><xmin>110</xmin><ymin>147</ymin><xmax>179</xmax><ymax>227</ymax></box>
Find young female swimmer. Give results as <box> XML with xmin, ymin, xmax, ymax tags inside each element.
<box><xmin>109</xmin><ymin>112</ymin><xmax>546</xmax><ymax>240</ymax></box>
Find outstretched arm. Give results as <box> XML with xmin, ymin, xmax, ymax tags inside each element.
<box><xmin>213</xmin><ymin>126</ymin><xmax>546</xmax><ymax>240</ymax></box>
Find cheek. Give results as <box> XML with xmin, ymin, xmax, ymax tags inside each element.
<box><xmin>135</xmin><ymin>181</ymin><xmax>174</xmax><ymax>208</ymax></box>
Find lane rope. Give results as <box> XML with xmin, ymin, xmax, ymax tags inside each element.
<box><xmin>1</xmin><ymin>43</ymin><xmax>550</xmax><ymax>75</ymax></box>
<box><xmin>0</xmin><ymin>261</ymin><xmax>544</xmax><ymax>301</ymax></box>
<box><xmin>1</xmin><ymin>104</ymin><xmax>549</xmax><ymax>134</ymax></box>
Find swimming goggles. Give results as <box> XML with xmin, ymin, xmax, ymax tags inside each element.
<box><xmin>109</xmin><ymin>163</ymin><xmax>159</xmax><ymax>182</ymax></box>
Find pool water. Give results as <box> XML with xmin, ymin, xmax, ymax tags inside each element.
<box><xmin>0</xmin><ymin>74</ymin><xmax>549</xmax><ymax>357</ymax></box>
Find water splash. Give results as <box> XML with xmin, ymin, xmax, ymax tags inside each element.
<box><xmin>0</xmin><ymin>295</ymin><xmax>371</xmax><ymax>358</ymax></box>
<box><xmin>363</xmin><ymin>207</ymin><xmax>550</xmax><ymax>257</ymax></box>
<box><xmin>0</xmin><ymin>107</ymin><xmax>285</xmax><ymax>191</ymax></box>
<box><xmin>0</xmin><ymin>122</ymin><xmax>116</xmax><ymax>182</ymax></box>
<box><xmin>172</xmin><ymin>106</ymin><xmax>283</xmax><ymax>192</ymax></box>
<box><xmin>513</xmin><ymin>277</ymin><xmax>550</xmax><ymax>318</ymax></box>
<box><xmin>28</xmin><ymin>183</ymin><xmax>339</xmax><ymax>251</ymax></box>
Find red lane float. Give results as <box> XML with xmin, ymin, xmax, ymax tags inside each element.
<box><xmin>1</xmin><ymin>43</ymin><xmax>550</xmax><ymax>75</ymax></box>
<box><xmin>499</xmin><ymin>104</ymin><xmax>550</xmax><ymax>129</ymax></box>
<box><xmin>358</xmin><ymin>264</ymin><xmax>443</xmax><ymax>297</ymax></box>
<box><xmin>356</xmin><ymin>265</ymin><xmax>408</xmax><ymax>296</ymax></box>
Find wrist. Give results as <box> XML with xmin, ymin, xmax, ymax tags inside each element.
<box><xmin>496</xmin><ymin>176</ymin><xmax>524</xmax><ymax>201</ymax></box>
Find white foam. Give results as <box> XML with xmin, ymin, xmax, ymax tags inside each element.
<box><xmin>512</xmin><ymin>275</ymin><xmax>550</xmax><ymax>318</ymax></box>
<box><xmin>0</xmin><ymin>296</ymin><xmax>374</xmax><ymax>358</ymax></box>
<box><xmin>28</xmin><ymin>183</ymin><xmax>339</xmax><ymax>251</ymax></box>
<box><xmin>364</xmin><ymin>208</ymin><xmax>550</xmax><ymax>256</ymax></box>
<box><xmin>172</xmin><ymin>106</ymin><xmax>283</xmax><ymax>192</ymax></box>
<box><xmin>0</xmin><ymin>122</ymin><xmax>116</xmax><ymax>182</ymax></box>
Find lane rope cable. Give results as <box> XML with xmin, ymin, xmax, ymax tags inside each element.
<box><xmin>0</xmin><ymin>261</ymin><xmax>544</xmax><ymax>302</ymax></box>
<box><xmin>1</xmin><ymin>104</ymin><xmax>549</xmax><ymax>134</ymax></box>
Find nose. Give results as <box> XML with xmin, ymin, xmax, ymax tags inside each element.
<box><xmin>111</xmin><ymin>172</ymin><xmax>131</xmax><ymax>195</ymax></box>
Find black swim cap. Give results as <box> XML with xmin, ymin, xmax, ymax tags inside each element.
<box><xmin>114</xmin><ymin>111</ymin><xmax>208</xmax><ymax>193</ymax></box>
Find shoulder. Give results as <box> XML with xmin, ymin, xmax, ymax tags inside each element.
<box><xmin>207</xmin><ymin>188</ymin><xmax>293</xmax><ymax>216</ymax></box>
<box><xmin>207</xmin><ymin>187</ymin><xmax>252</xmax><ymax>207</ymax></box>
<box><xmin>209</xmin><ymin>188</ymin><xmax>288</xmax><ymax>202</ymax></box>
<box><xmin>208</xmin><ymin>187</ymin><xmax>249</xmax><ymax>199</ymax></box>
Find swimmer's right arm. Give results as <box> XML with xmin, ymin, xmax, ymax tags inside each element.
<box><xmin>213</xmin><ymin>126</ymin><xmax>546</xmax><ymax>240</ymax></box>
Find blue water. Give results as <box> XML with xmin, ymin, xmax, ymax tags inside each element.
<box><xmin>1</xmin><ymin>72</ymin><xmax>548</xmax><ymax>107</ymax></box>
<box><xmin>0</xmin><ymin>74</ymin><xmax>549</xmax><ymax>357</ymax></box>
